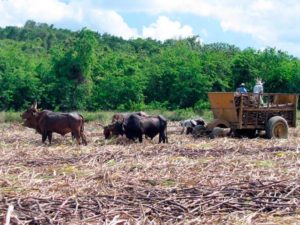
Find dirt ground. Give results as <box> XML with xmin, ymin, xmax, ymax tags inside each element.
<box><xmin>0</xmin><ymin>121</ymin><xmax>300</xmax><ymax>224</ymax></box>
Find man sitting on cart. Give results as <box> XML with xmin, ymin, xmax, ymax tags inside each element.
<box><xmin>234</xmin><ymin>82</ymin><xmax>250</xmax><ymax>107</ymax></box>
<box><xmin>236</xmin><ymin>83</ymin><xmax>248</xmax><ymax>94</ymax></box>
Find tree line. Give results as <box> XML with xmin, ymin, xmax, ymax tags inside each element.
<box><xmin>0</xmin><ymin>20</ymin><xmax>299</xmax><ymax>111</ymax></box>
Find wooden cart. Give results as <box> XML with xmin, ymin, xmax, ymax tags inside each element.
<box><xmin>207</xmin><ymin>92</ymin><xmax>298</xmax><ymax>138</ymax></box>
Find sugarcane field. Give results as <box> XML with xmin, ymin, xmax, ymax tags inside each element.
<box><xmin>1</xmin><ymin>111</ymin><xmax>300</xmax><ymax>224</ymax></box>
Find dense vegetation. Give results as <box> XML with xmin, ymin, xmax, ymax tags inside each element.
<box><xmin>0</xmin><ymin>20</ymin><xmax>299</xmax><ymax>111</ymax></box>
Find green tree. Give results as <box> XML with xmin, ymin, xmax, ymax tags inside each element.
<box><xmin>51</xmin><ymin>29</ymin><xmax>97</xmax><ymax>110</ymax></box>
<box><xmin>145</xmin><ymin>41</ymin><xmax>210</xmax><ymax>108</ymax></box>
<box><xmin>200</xmin><ymin>43</ymin><xmax>239</xmax><ymax>91</ymax></box>
<box><xmin>91</xmin><ymin>51</ymin><xmax>145</xmax><ymax>110</ymax></box>
<box><xmin>0</xmin><ymin>40</ymin><xmax>43</xmax><ymax>110</ymax></box>
<box><xmin>0</xmin><ymin>21</ymin><xmax>299</xmax><ymax>111</ymax></box>
<box><xmin>230</xmin><ymin>48</ymin><xmax>259</xmax><ymax>90</ymax></box>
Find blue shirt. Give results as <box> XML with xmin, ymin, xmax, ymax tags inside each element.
<box><xmin>237</xmin><ymin>87</ymin><xmax>247</xmax><ymax>93</ymax></box>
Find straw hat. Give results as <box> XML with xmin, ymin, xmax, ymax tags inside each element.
<box><xmin>256</xmin><ymin>78</ymin><xmax>262</xmax><ymax>85</ymax></box>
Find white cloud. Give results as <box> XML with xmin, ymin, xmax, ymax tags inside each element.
<box><xmin>133</xmin><ymin>0</ymin><xmax>275</xmax><ymax>41</ymax></box>
<box><xmin>127</xmin><ymin>0</ymin><xmax>300</xmax><ymax>56</ymax></box>
<box><xmin>88</xmin><ymin>9</ymin><xmax>138</xmax><ymax>39</ymax></box>
<box><xmin>0</xmin><ymin>0</ymin><xmax>75</xmax><ymax>26</ymax></box>
<box><xmin>142</xmin><ymin>16</ymin><xmax>193</xmax><ymax>41</ymax></box>
<box><xmin>0</xmin><ymin>0</ymin><xmax>138</xmax><ymax>39</ymax></box>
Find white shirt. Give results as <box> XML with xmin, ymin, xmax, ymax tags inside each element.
<box><xmin>253</xmin><ymin>84</ymin><xmax>263</xmax><ymax>94</ymax></box>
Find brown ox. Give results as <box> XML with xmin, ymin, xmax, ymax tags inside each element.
<box><xmin>21</xmin><ymin>102</ymin><xmax>87</xmax><ymax>145</ymax></box>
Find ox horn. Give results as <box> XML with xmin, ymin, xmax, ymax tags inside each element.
<box><xmin>98</xmin><ymin>123</ymin><xmax>105</xmax><ymax>127</ymax></box>
<box><xmin>31</xmin><ymin>101</ymin><xmax>37</xmax><ymax>110</ymax></box>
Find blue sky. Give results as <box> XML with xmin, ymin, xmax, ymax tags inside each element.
<box><xmin>0</xmin><ymin>0</ymin><xmax>299</xmax><ymax>57</ymax></box>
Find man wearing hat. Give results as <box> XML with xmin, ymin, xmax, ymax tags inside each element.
<box><xmin>253</xmin><ymin>78</ymin><xmax>264</xmax><ymax>105</ymax></box>
<box><xmin>236</xmin><ymin>83</ymin><xmax>248</xmax><ymax>94</ymax></box>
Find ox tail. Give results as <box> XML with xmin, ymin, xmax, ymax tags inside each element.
<box><xmin>80</xmin><ymin>114</ymin><xmax>88</xmax><ymax>145</ymax></box>
<box><xmin>165</xmin><ymin>125</ymin><xmax>168</xmax><ymax>143</ymax></box>
<box><xmin>80</xmin><ymin>114</ymin><xmax>85</xmax><ymax>132</ymax></box>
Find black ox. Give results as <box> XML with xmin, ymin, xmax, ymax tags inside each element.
<box><xmin>102</xmin><ymin>111</ymin><xmax>149</xmax><ymax>139</ymax></box>
<box><xmin>21</xmin><ymin>102</ymin><xmax>87</xmax><ymax>145</ymax></box>
<box><xmin>114</xmin><ymin>114</ymin><xmax>168</xmax><ymax>143</ymax></box>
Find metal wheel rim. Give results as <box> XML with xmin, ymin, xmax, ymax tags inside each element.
<box><xmin>273</xmin><ymin>122</ymin><xmax>287</xmax><ymax>138</ymax></box>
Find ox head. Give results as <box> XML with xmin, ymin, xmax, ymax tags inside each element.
<box><xmin>21</xmin><ymin>102</ymin><xmax>40</xmax><ymax>128</ymax></box>
<box><xmin>101</xmin><ymin>121</ymin><xmax>125</xmax><ymax>139</ymax></box>
<box><xmin>102</xmin><ymin>124</ymin><xmax>115</xmax><ymax>139</ymax></box>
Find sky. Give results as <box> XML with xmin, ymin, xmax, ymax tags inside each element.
<box><xmin>0</xmin><ymin>0</ymin><xmax>299</xmax><ymax>57</ymax></box>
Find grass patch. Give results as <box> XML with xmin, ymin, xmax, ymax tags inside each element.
<box><xmin>80</xmin><ymin>111</ymin><xmax>114</xmax><ymax>123</ymax></box>
<box><xmin>257</xmin><ymin>160</ymin><xmax>275</xmax><ymax>168</ymax></box>
<box><xmin>1</xmin><ymin>109</ymin><xmax>213</xmax><ymax>123</ymax></box>
<box><xmin>161</xmin><ymin>179</ymin><xmax>176</xmax><ymax>187</ymax></box>
<box><xmin>0</xmin><ymin>111</ymin><xmax>22</xmax><ymax>123</ymax></box>
<box><xmin>146</xmin><ymin>109</ymin><xmax>212</xmax><ymax>121</ymax></box>
<box><xmin>0</xmin><ymin>186</ymin><xmax>30</xmax><ymax>194</ymax></box>
<box><xmin>106</xmin><ymin>159</ymin><xmax>117</xmax><ymax>166</ymax></box>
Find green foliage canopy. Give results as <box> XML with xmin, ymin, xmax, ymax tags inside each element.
<box><xmin>0</xmin><ymin>21</ymin><xmax>299</xmax><ymax>111</ymax></box>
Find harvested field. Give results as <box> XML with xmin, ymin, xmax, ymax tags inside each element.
<box><xmin>0</xmin><ymin>122</ymin><xmax>300</xmax><ymax>224</ymax></box>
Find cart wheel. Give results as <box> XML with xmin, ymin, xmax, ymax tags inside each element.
<box><xmin>266</xmin><ymin>116</ymin><xmax>288</xmax><ymax>139</ymax></box>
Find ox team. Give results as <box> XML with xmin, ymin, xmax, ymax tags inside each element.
<box><xmin>21</xmin><ymin>103</ymin><xmax>168</xmax><ymax>145</ymax></box>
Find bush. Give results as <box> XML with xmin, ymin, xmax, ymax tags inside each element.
<box><xmin>193</xmin><ymin>100</ymin><xmax>210</xmax><ymax>115</ymax></box>
<box><xmin>79</xmin><ymin>111</ymin><xmax>114</xmax><ymax>123</ymax></box>
<box><xmin>165</xmin><ymin>108</ymin><xmax>198</xmax><ymax>121</ymax></box>
<box><xmin>0</xmin><ymin>111</ymin><xmax>22</xmax><ymax>123</ymax></box>
<box><xmin>144</xmin><ymin>101</ymin><xmax>169</xmax><ymax>111</ymax></box>
<box><xmin>0</xmin><ymin>112</ymin><xmax>4</xmax><ymax>123</ymax></box>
